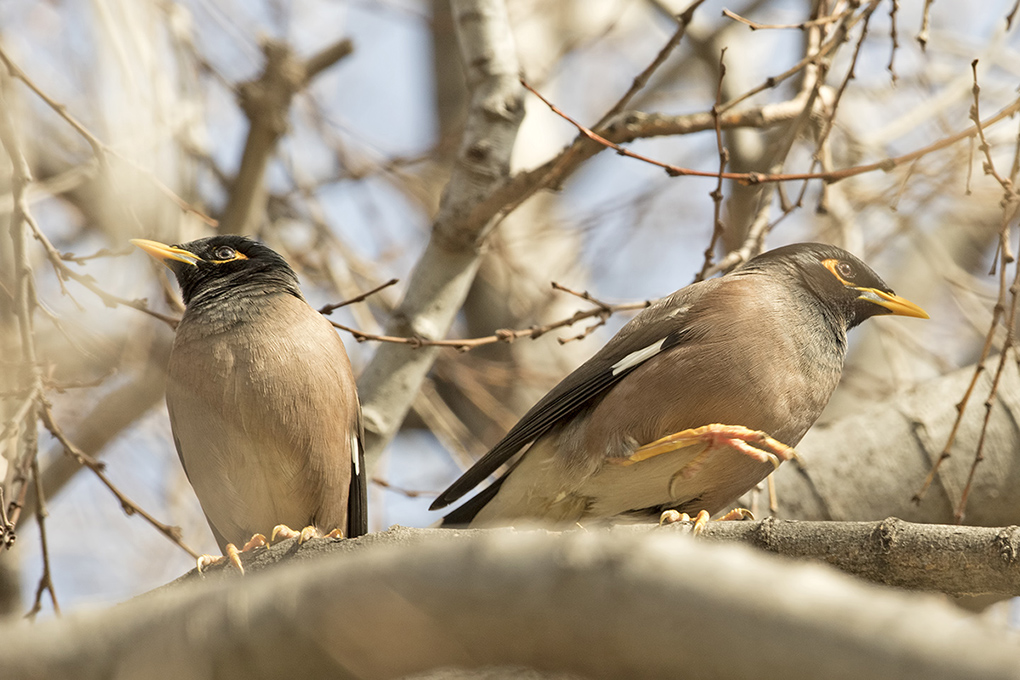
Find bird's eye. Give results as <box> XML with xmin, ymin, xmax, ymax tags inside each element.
<box><xmin>836</xmin><ymin>261</ymin><xmax>855</xmax><ymax>279</ymax></box>
<box><xmin>213</xmin><ymin>246</ymin><xmax>236</xmax><ymax>260</ymax></box>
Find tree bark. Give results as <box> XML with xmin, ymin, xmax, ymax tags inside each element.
<box><xmin>359</xmin><ymin>0</ymin><xmax>525</xmax><ymax>468</ymax></box>
<box><xmin>772</xmin><ymin>356</ymin><xmax>1020</xmax><ymax>527</ymax></box>
<box><xmin>6</xmin><ymin>527</ymin><xmax>1020</xmax><ymax>680</ymax></box>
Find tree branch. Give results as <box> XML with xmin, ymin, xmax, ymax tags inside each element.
<box><xmin>774</xmin><ymin>356</ymin><xmax>1020</xmax><ymax>528</ymax></box>
<box><xmin>219</xmin><ymin>38</ymin><xmax>354</xmax><ymax>235</ymax></box>
<box><xmin>357</xmin><ymin>0</ymin><xmax>525</xmax><ymax>469</ymax></box>
<box><xmin>4</xmin><ymin>528</ymin><xmax>1019</xmax><ymax>679</ymax></box>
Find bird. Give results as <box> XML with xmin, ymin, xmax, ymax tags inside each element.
<box><xmin>132</xmin><ymin>235</ymin><xmax>367</xmax><ymax>572</ymax></box>
<box><xmin>430</xmin><ymin>242</ymin><xmax>928</xmax><ymax>529</ymax></box>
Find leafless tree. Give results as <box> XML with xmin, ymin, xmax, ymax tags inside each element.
<box><xmin>2</xmin><ymin>0</ymin><xmax>1020</xmax><ymax>676</ymax></box>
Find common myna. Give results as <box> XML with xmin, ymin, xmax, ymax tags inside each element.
<box><xmin>132</xmin><ymin>235</ymin><xmax>367</xmax><ymax>571</ymax></box>
<box><xmin>431</xmin><ymin>243</ymin><xmax>927</xmax><ymax>528</ymax></box>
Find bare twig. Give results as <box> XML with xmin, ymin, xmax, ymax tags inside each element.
<box><xmin>951</xmin><ymin>62</ymin><xmax>1020</xmax><ymax>523</ymax></box>
<box><xmin>549</xmin><ymin>281</ymin><xmax>612</xmax><ymax>311</ymax></box>
<box><xmin>26</xmin><ymin>459</ymin><xmax>59</xmax><ymax>619</ymax></box>
<box><xmin>332</xmin><ymin>291</ymin><xmax>649</xmax><ymax>352</ymax></box>
<box><xmin>721</xmin><ymin>6</ymin><xmax>855</xmax><ymax>31</ymax></box>
<box><xmin>0</xmin><ymin>46</ymin><xmax>216</xmax><ymax>226</ymax></box>
<box><xmin>917</xmin><ymin>0</ymin><xmax>936</xmax><ymax>48</ymax></box>
<box><xmin>521</xmin><ymin>77</ymin><xmax>1020</xmax><ymax>188</ymax></box>
<box><xmin>887</xmin><ymin>0</ymin><xmax>900</xmax><ymax>82</ymax></box>
<box><xmin>812</xmin><ymin>1</ymin><xmax>874</xmax><ymax>157</ymax></box>
<box><xmin>1008</xmin><ymin>0</ymin><xmax>1020</xmax><ymax>30</ymax></box>
<box><xmin>594</xmin><ymin>0</ymin><xmax>706</xmax><ymax>128</ymax></box>
<box><xmin>24</xmin><ymin>218</ymin><xmax>180</xmax><ymax>328</ymax></box>
<box><xmin>0</xmin><ymin>488</ymin><xmax>15</xmax><ymax>549</ymax></box>
<box><xmin>59</xmin><ymin>245</ymin><xmax>134</xmax><ymax>264</ymax></box>
<box><xmin>370</xmin><ymin>477</ymin><xmax>436</xmax><ymax>499</ymax></box>
<box><xmin>318</xmin><ymin>278</ymin><xmax>398</xmax><ymax>315</ymax></box>
<box><xmin>914</xmin><ymin>64</ymin><xmax>1020</xmax><ymax>511</ymax></box>
<box><xmin>0</xmin><ymin>70</ymin><xmax>44</xmax><ymax>552</ymax></box>
<box><xmin>718</xmin><ymin>0</ymin><xmax>880</xmax><ymax>114</ymax></box>
<box><xmin>39</xmin><ymin>402</ymin><xmax>200</xmax><ymax>560</ymax></box>
<box><xmin>697</xmin><ymin>48</ymin><xmax>730</xmax><ymax>281</ymax></box>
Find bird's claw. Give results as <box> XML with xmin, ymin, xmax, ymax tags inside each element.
<box><xmin>658</xmin><ymin>509</ymin><xmax>711</xmax><ymax>535</ymax></box>
<box><xmin>271</xmin><ymin>524</ymin><xmax>326</xmax><ymax>544</ymax></box>
<box><xmin>195</xmin><ymin>532</ymin><xmax>270</xmax><ymax>576</ymax></box>
<box><xmin>658</xmin><ymin>506</ymin><xmax>752</xmax><ymax>535</ymax></box>
<box><xmin>196</xmin><ymin>553</ymin><xmax>226</xmax><ymax>574</ymax></box>
<box><xmin>240</xmin><ymin>533</ymin><xmax>268</xmax><ymax>551</ymax></box>
<box><xmin>196</xmin><ymin>545</ymin><xmax>245</xmax><ymax>576</ymax></box>
<box><xmin>716</xmin><ymin>507</ymin><xmax>754</xmax><ymax>522</ymax></box>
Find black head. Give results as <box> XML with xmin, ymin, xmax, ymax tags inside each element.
<box><xmin>131</xmin><ymin>235</ymin><xmax>302</xmax><ymax>308</ymax></box>
<box><xmin>738</xmin><ymin>242</ymin><xmax>928</xmax><ymax>330</ymax></box>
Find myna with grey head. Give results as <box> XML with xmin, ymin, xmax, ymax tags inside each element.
<box><xmin>133</xmin><ymin>235</ymin><xmax>367</xmax><ymax>571</ymax></box>
<box><xmin>430</xmin><ymin>242</ymin><xmax>928</xmax><ymax>528</ymax></box>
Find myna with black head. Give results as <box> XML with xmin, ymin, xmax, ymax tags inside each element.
<box><xmin>431</xmin><ymin>242</ymin><xmax>928</xmax><ymax>528</ymax></box>
<box><xmin>132</xmin><ymin>235</ymin><xmax>367</xmax><ymax>571</ymax></box>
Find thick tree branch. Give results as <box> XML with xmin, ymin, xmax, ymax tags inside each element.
<box><xmin>5</xmin><ymin>529</ymin><xmax>1019</xmax><ymax>679</ymax></box>
<box><xmin>358</xmin><ymin>0</ymin><xmax>524</xmax><ymax>468</ymax></box>
<box><xmin>682</xmin><ymin>517</ymin><xmax>1020</xmax><ymax>596</ymax></box>
<box><xmin>774</xmin><ymin>357</ymin><xmax>1020</xmax><ymax>527</ymax></box>
<box><xmin>219</xmin><ymin>38</ymin><xmax>354</xmax><ymax>235</ymax></box>
<box><xmin>177</xmin><ymin>518</ymin><xmax>1020</xmax><ymax>598</ymax></box>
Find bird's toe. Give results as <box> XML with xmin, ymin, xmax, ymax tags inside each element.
<box><xmin>196</xmin><ymin>553</ymin><xmax>225</xmax><ymax>573</ymax></box>
<box><xmin>298</xmin><ymin>525</ymin><xmax>319</xmax><ymax>544</ymax></box>
<box><xmin>270</xmin><ymin>524</ymin><xmax>300</xmax><ymax>543</ymax></box>
<box><xmin>667</xmin><ymin>509</ymin><xmax>714</xmax><ymax>535</ymax></box>
<box><xmin>240</xmin><ymin>533</ymin><xmax>268</xmax><ymax>552</ymax></box>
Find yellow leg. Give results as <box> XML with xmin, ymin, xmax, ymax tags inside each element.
<box><xmin>767</xmin><ymin>472</ymin><xmax>779</xmax><ymax>513</ymax></box>
<box><xmin>617</xmin><ymin>424</ymin><xmax>798</xmax><ymax>468</ymax></box>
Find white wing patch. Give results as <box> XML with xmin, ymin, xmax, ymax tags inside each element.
<box><xmin>611</xmin><ymin>338</ymin><xmax>667</xmax><ymax>376</ymax></box>
<box><xmin>350</xmin><ymin>432</ymin><xmax>360</xmax><ymax>475</ymax></box>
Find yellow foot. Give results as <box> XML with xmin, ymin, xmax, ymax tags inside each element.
<box><xmin>196</xmin><ymin>553</ymin><xmax>227</xmax><ymax>573</ymax></box>
<box><xmin>271</xmin><ymin>524</ymin><xmax>320</xmax><ymax>544</ymax></box>
<box><xmin>618</xmin><ymin>424</ymin><xmax>798</xmax><ymax>470</ymax></box>
<box><xmin>659</xmin><ymin>507</ymin><xmax>753</xmax><ymax>535</ymax></box>
<box><xmin>659</xmin><ymin>509</ymin><xmax>711</xmax><ymax>535</ymax></box>
<box><xmin>195</xmin><ymin>533</ymin><xmax>268</xmax><ymax>576</ymax></box>
<box><xmin>195</xmin><ymin>544</ymin><xmax>244</xmax><ymax>575</ymax></box>
<box><xmin>240</xmin><ymin>533</ymin><xmax>269</xmax><ymax>551</ymax></box>
<box><xmin>271</xmin><ymin>525</ymin><xmax>347</xmax><ymax>543</ymax></box>
<box><xmin>716</xmin><ymin>507</ymin><xmax>754</xmax><ymax>522</ymax></box>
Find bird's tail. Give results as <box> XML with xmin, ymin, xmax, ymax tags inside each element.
<box><xmin>438</xmin><ymin>474</ymin><xmax>507</xmax><ymax>527</ymax></box>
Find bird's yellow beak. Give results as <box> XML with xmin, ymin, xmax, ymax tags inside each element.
<box><xmin>130</xmin><ymin>239</ymin><xmax>202</xmax><ymax>268</ymax></box>
<box><xmin>855</xmin><ymin>287</ymin><xmax>929</xmax><ymax>319</ymax></box>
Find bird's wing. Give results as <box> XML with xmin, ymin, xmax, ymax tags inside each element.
<box><xmin>346</xmin><ymin>414</ymin><xmax>369</xmax><ymax>538</ymax></box>
<box><xmin>168</xmin><ymin>408</ymin><xmax>190</xmax><ymax>482</ymax></box>
<box><xmin>429</xmin><ymin>278</ymin><xmax>722</xmax><ymax>510</ymax></box>
<box><xmin>170</xmin><ymin>420</ymin><xmax>234</xmax><ymax>553</ymax></box>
